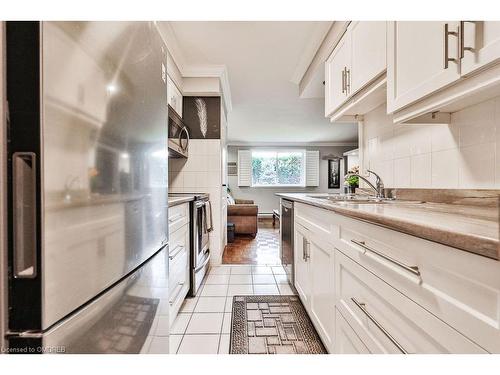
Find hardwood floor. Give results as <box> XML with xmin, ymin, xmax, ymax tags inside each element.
<box><xmin>222</xmin><ymin>220</ymin><xmax>280</xmax><ymax>265</ymax></box>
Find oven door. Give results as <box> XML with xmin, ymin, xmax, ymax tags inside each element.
<box><xmin>190</xmin><ymin>200</ymin><xmax>210</xmax><ymax>295</ymax></box>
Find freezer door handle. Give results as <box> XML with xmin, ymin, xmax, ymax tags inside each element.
<box><xmin>12</xmin><ymin>152</ymin><xmax>37</xmax><ymax>279</ymax></box>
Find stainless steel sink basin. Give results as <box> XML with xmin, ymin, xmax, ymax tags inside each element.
<box><xmin>306</xmin><ymin>194</ymin><xmax>423</xmax><ymax>205</ymax></box>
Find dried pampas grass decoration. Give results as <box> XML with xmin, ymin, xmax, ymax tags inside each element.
<box><xmin>195</xmin><ymin>98</ymin><xmax>208</xmax><ymax>138</ymax></box>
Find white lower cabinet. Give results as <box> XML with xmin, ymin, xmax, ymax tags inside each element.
<box><xmin>168</xmin><ymin>203</ymin><xmax>190</xmax><ymax>326</ymax></box>
<box><xmin>293</xmin><ymin>201</ymin><xmax>498</xmax><ymax>354</ymax></box>
<box><xmin>335</xmin><ymin>249</ymin><xmax>486</xmax><ymax>354</ymax></box>
<box><xmin>335</xmin><ymin>308</ymin><xmax>370</xmax><ymax>354</ymax></box>
<box><xmin>294</xmin><ymin>221</ymin><xmax>335</xmax><ymax>352</ymax></box>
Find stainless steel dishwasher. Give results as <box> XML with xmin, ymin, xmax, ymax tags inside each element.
<box><xmin>280</xmin><ymin>199</ymin><xmax>294</xmax><ymax>285</ymax></box>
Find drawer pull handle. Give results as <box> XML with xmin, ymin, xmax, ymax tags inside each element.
<box><xmin>351</xmin><ymin>297</ymin><xmax>408</xmax><ymax>354</ymax></box>
<box><xmin>351</xmin><ymin>239</ymin><xmax>421</xmax><ymax>277</ymax></box>
<box><xmin>169</xmin><ymin>245</ymin><xmax>185</xmax><ymax>260</ymax></box>
<box><xmin>169</xmin><ymin>282</ymin><xmax>185</xmax><ymax>305</ymax></box>
<box><xmin>168</xmin><ymin>213</ymin><xmax>183</xmax><ymax>223</ymax></box>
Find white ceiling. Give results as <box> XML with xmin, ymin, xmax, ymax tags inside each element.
<box><xmin>168</xmin><ymin>21</ymin><xmax>358</xmax><ymax>144</ymax></box>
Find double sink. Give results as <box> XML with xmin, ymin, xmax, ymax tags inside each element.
<box><xmin>306</xmin><ymin>194</ymin><xmax>423</xmax><ymax>205</ymax></box>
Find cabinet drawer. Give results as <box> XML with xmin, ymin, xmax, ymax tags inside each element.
<box><xmin>335</xmin><ymin>308</ymin><xmax>370</xmax><ymax>354</ymax></box>
<box><xmin>335</xmin><ymin>249</ymin><xmax>486</xmax><ymax>353</ymax></box>
<box><xmin>294</xmin><ymin>202</ymin><xmax>339</xmax><ymax>244</ymax></box>
<box><xmin>336</xmin><ymin>214</ymin><xmax>500</xmax><ymax>353</ymax></box>
<box><xmin>168</xmin><ymin>203</ymin><xmax>189</xmax><ymax>233</ymax></box>
<box><xmin>169</xmin><ymin>223</ymin><xmax>189</xmax><ymax>284</ymax></box>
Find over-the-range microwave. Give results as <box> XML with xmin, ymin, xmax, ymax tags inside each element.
<box><xmin>168</xmin><ymin>104</ymin><xmax>189</xmax><ymax>158</ymax></box>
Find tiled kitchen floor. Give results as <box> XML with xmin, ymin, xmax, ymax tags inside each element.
<box><xmin>169</xmin><ymin>264</ymin><xmax>295</xmax><ymax>354</ymax></box>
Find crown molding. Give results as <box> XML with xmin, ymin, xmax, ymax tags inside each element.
<box><xmin>157</xmin><ymin>22</ymin><xmax>233</xmax><ymax>114</ymax></box>
<box><xmin>290</xmin><ymin>22</ymin><xmax>333</xmax><ymax>85</ymax></box>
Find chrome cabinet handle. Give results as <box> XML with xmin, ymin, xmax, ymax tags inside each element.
<box><xmin>351</xmin><ymin>239</ymin><xmax>421</xmax><ymax>277</ymax></box>
<box><xmin>302</xmin><ymin>237</ymin><xmax>310</xmax><ymax>262</ymax></box>
<box><xmin>351</xmin><ymin>297</ymin><xmax>407</xmax><ymax>354</ymax></box>
<box><xmin>302</xmin><ymin>237</ymin><xmax>307</xmax><ymax>261</ymax></box>
<box><xmin>169</xmin><ymin>244</ymin><xmax>185</xmax><ymax>260</ymax></box>
<box><xmin>168</xmin><ymin>213</ymin><xmax>183</xmax><ymax>223</ymax></box>
<box><xmin>341</xmin><ymin>68</ymin><xmax>346</xmax><ymax>94</ymax></box>
<box><xmin>345</xmin><ymin>68</ymin><xmax>350</xmax><ymax>95</ymax></box>
<box><xmin>169</xmin><ymin>282</ymin><xmax>185</xmax><ymax>305</ymax></box>
<box><xmin>459</xmin><ymin>21</ymin><xmax>476</xmax><ymax>59</ymax></box>
<box><xmin>444</xmin><ymin>23</ymin><xmax>459</xmax><ymax>69</ymax></box>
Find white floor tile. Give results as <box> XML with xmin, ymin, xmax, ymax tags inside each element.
<box><xmin>252</xmin><ymin>274</ymin><xmax>276</xmax><ymax>284</ymax></box>
<box><xmin>205</xmin><ymin>274</ymin><xmax>230</xmax><ymax>285</ymax></box>
<box><xmin>148</xmin><ymin>336</ymin><xmax>170</xmax><ymax>354</ymax></box>
<box><xmin>177</xmin><ymin>335</ymin><xmax>220</xmax><ymax>354</ymax></box>
<box><xmin>169</xmin><ymin>335</ymin><xmax>183</xmax><ymax>354</ymax></box>
<box><xmin>140</xmin><ymin>336</ymin><xmax>153</xmax><ymax>354</ymax></box>
<box><xmin>252</xmin><ymin>266</ymin><xmax>273</xmax><ymax>274</ymax></box>
<box><xmin>179</xmin><ymin>297</ymin><xmax>198</xmax><ymax>313</ymax></box>
<box><xmin>186</xmin><ymin>313</ymin><xmax>224</xmax><ymax>334</ymax></box>
<box><xmin>273</xmin><ymin>274</ymin><xmax>289</xmax><ymax>284</ymax></box>
<box><xmin>155</xmin><ymin>316</ymin><xmax>170</xmax><ymax>336</ymax></box>
<box><xmin>201</xmin><ymin>284</ymin><xmax>228</xmax><ymax>297</ymax></box>
<box><xmin>210</xmin><ymin>266</ymin><xmax>231</xmax><ymax>275</ymax></box>
<box><xmin>227</xmin><ymin>284</ymin><xmax>253</xmax><ymax>296</ymax></box>
<box><xmin>170</xmin><ymin>313</ymin><xmax>191</xmax><ymax>334</ymax></box>
<box><xmin>272</xmin><ymin>266</ymin><xmax>286</xmax><ymax>275</ymax></box>
<box><xmin>218</xmin><ymin>335</ymin><xmax>230</xmax><ymax>354</ymax></box>
<box><xmin>222</xmin><ymin>313</ymin><xmax>232</xmax><ymax>334</ymax></box>
<box><xmin>230</xmin><ymin>265</ymin><xmax>252</xmax><ymax>274</ymax></box>
<box><xmin>229</xmin><ymin>274</ymin><xmax>253</xmax><ymax>284</ymax></box>
<box><xmin>278</xmin><ymin>283</ymin><xmax>295</xmax><ymax>295</ymax></box>
<box><xmin>225</xmin><ymin>296</ymin><xmax>234</xmax><ymax>313</ymax></box>
<box><xmin>194</xmin><ymin>297</ymin><xmax>227</xmax><ymax>313</ymax></box>
<box><xmin>254</xmin><ymin>284</ymin><xmax>279</xmax><ymax>295</ymax></box>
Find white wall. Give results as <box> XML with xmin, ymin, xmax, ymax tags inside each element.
<box><xmin>169</xmin><ymin>139</ymin><xmax>225</xmax><ymax>264</ymax></box>
<box><xmin>227</xmin><ymin>145</ymin><xmax>355</xmax><ymax>213</ymax></box>
<box><xmin>362</xmin><ymin>98</ymin><xmax>500</xmax><ymax>189</ymax></box>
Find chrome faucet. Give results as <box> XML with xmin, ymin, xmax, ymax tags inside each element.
<box><xmin>64</xmin><ymin>176</ymin><xmax>80</xmax><ymax>202</ymax></box>
<box><xmin>344</xmin><ymin>169</ymin><xmax>385</xmax><ymax>199</ymax></box>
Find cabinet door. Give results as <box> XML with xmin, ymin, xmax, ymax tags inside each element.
<box><xmin>335</xmin><ymin>309</ymin><xmax>370</xmax><ymax>354</ymax></box>
<box><xmin>309</xmin><ymin>235</ymin><xmax>335</xmax><ymax>352</ymax></box>
<box><xmin>325</xmin><ymin>31</ymin><xmax>351</xmax><ymax>117</ymax></box>
<box><xmin>461</xmin><ymin>21</ymin><xmax>500</xmax><ymax>76</ymax></box>
<box><xmin>350</xmin><ymin>21</ymin><xmax>387</xmax><ymax>94</ymax></box>
<box><xmin>387</xmin><ymin>21</ymin><xmax>461</xmax><ymax>113</ymax></box>
<box><xmin>167</xmin><ymin>75</ymin><xmax>183</xmax><ymax>117</ymax></box>
<box><xmin>294</xmin><ymin>223</ymin><xmax>310</xmax><ymax>306</ymax></box>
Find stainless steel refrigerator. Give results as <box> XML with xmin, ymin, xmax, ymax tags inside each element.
<box><xmin>3</xmin><ymin>21</ymin><xmax>170</xmax><ymax>353</ymax></box>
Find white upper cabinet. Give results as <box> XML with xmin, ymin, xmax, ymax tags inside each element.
<box><xmin>325</xmin><ymin>31</ymin><xmax>351</xmax><ymax>117</ymax></box>
<box><xmin>461</xmin><ymin>21</ymin><xmax>500</xmax><ymax>76</ymax></box>
<box><xmin>167</xmin><ymin>75</ymin><xmax>183</xmax><ymax>117</ymax></box>
<box><xmin>387</xmin><ymin>21</ymin><xmax>461</xmax><ymax>113</ymax></box>
<box><xmin>349</xmin><ymin>21</ymin><xmax>387</xmax><ymax>94</ymax></box>
<box><xmin>325</xmin><ymin>21</ymin><xmax>387</xmax><ymax>119</ymax></box>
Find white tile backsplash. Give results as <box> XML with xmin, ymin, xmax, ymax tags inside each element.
<box><xmin>363</xmin><ymin>97</ymin><xmax>500</xmax><ymax>189</ymax></box>
<box><xmin>168</xmin><ymin>139</ymin><xmax>225</xmax><ymax>265</ymax></box>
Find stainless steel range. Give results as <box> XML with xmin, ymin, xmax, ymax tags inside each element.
<box><xmin>169</xmin><ymin>193</ymin><xmax>212</xmax><ymax>295</ymax></box>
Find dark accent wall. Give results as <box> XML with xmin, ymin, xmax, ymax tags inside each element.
<box><xmin>183</xmin><ymin>96</ymin><xmax>221</xmax><ymax>139</ymax></box>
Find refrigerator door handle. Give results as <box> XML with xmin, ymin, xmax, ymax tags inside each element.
<box><xmin>12</xmin><ymin>152</ymin><xmax>38</xmax><ymax>279</ymax></box>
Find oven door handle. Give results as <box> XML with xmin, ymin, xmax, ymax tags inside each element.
<box><xmin>195</xmin><ymin>250</ymin><xmax>210</xmax><ymax>272</ymax></box>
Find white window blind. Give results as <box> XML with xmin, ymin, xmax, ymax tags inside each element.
<box><xmin>305</xmin><ymin>150</ymin><xmax>320</xmax><ymax>186</ymax></box>
<box><xmin>237</xmin><ymin>150</ymin><xmax>252</xmax><ymax>186</ymax></box>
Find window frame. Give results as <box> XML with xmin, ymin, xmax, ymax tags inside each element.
<box><xmin>250</xmin><ymin>149</ymin><xmax>306</xmax><ymax>188</ymax></box>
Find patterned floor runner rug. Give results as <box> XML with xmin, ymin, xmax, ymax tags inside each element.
<box><xmin>230</xmin><ymin>295</ymin><xmax>327</xmax><ymax>354</ymax></box>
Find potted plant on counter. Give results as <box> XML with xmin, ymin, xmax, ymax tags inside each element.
<box><xmin>345</xmin><ymin>166</ymin><xmax>359</xmax><ymax>194</ymax></box>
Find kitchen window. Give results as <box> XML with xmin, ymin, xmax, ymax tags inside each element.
<box><xmin>251</xmin><ymin>150</ymin><xmax>305</xmax><ymax>187</ymax></box>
